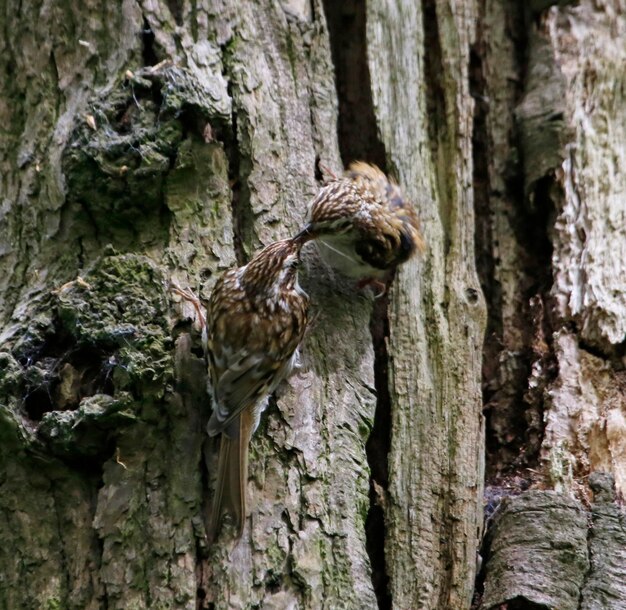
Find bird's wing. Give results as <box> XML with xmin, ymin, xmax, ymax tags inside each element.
<box><xmin>205</xmin><ymin>271</ymin><xmax>306</xmax><ymax>438</ymax></box>
<box><xmin>206</xmin><ymin>347</ymin><xmax>280</xmax><ymax>437</ymax></box>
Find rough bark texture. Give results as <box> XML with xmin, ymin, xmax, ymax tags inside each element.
<box><xmin>478</xmin><ymin>0</ymin><xmax>626</xmax><ymax>492</ymax></box>
<box><xmin>2</xmin><ymin>0</ymin><xmax>625</xmax><ymax>609</ymax></box>
<box><xmin>476</xmin><ymin>1</ymin><xmax>626</xmax><ymax>609</ymax></box>
<box><xmin>0</xmin><ymin>1</ymin><xmax>376</xmax><ymax>608</ymax></box>
<box><xmin>481</xmin><ymin>491</ymin><xmax>590</xmax><ymax>610</ymax></box>
<box><xmin>541</xmin><ymin>2</ymin><xmax>626</xmax><ymax>495</ymax></box>
<box><xmin>366</xmin><ymin>2</ymin><xmax>486</xmax><ymax>608</ymax></box>
<box><xmin>1</xmin><ymin>0</ymin><xmax>484</xmax><ymax>608</ymax></box>
<box><xmin>582</xmin><ymin>472</ymin><xmax>626</xmax><ymax>610</ymax></box>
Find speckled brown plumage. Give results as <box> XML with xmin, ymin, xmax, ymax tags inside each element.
<box><xmin>206</xmin><ymin>238</ymin><xmax>309</xmax><ymax>539</ymax></box>
<box><xmin>299</xmin><ymin>161</ymin><xmax>425</xmax><ymax>279</ymax></box>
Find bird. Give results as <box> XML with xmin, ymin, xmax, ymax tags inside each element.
<box><xmin>204</xmin><ymin>237</ymin><xmax>309</xmax><ymax>539</ymax></box>
<box><xmin>296</xmin><ymin>162</ymin><xmax>425</xmax><ymax>285</ymax></box>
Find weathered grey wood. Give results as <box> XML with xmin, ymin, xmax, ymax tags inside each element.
<box><xmin>532</xmin><ymin>5</ymin><xmax>626</xmax><ymax>524</ymax></box>
<box><xmin>366</xmin><ymin>1</ymin><xmax>487</xmax><ymax>608</ymax></box>
<box><xmin>480</xmin><ymin>491</ymin><xmax>589</xmax><ymax>610</ymax></box>
<box><xmin>547</xmin><ymin>3</ymin><xmax>626</xmax><ymax>349</ymax></box>
<box><xmin>478</xmin><ymin>2</ymin><xmax>626</xmax><ymax>609</ymax></box>
<box><xmin>481</xmin><ymin>478</ymin><xmax>626</xmax><ymax>610</ymax></box>
<box><xmin>581</xmin><ymin>473</ymin><xmax>626</xmax><ymax>610</ymax></box>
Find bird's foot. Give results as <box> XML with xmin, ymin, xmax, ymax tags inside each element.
<box><xmin>355</xmin><ymin>277</ymin><xmax>388</xmax><ymax>299</ymax></box>
<box><xmin>170</xmin><ymin>282</ymin><xmax>207</xmax><ymax>330</ymax></box>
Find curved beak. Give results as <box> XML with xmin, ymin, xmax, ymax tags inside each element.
<box><xmin>293</xmin><ymin>224</ymin><xmax>317</xmax><ymax>245</ymax></box>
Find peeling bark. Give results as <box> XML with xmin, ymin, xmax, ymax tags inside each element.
<box><xmin>477</xmin><ymin>1</ymin><xmax>626</xmax><ymax>609</ymax></box>
<box><xmin>2</xmin><ymin>0</ymin><xmax>625</xmax><ymax>609</ymax></box>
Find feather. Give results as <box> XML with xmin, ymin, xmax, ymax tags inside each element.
<box><xmin>208</xmin><ymin>409</ymin><xmax>254</xmax><ymax>540</ymax></box>
<box><xmin>205</xmin><ymin>238</ymin><xmax>309</xmax><ymax>540</ymax></box>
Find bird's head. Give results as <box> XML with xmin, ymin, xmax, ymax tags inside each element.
<box><xmin>299</xmin><ymin>176</ymin><xmax>365</xmax><ymax>239</ymax></box>
<box><xmin>303</xmin><ymin>161</ymin><xmax>425</xmax><ymax>267</ymax></box>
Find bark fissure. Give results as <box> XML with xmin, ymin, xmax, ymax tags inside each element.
<box><xmin>321</xmin><ymin>1</ymin><xmax>391</xmax><ymax>607</ymax></box>
<box><xmin>578</xmin><ymin>514</ymin><xmax>594</xmax><ymax>610</ymax></box>
<box><xmin>166</xmin><ymin>0</ymin><xmax>183</xmax><ymax>27</ymax></box>
<box><xmin>421</xmin><ymin>1</ymin><xmax>445</xmax><ymax>112</ymax></box>
<box><xmin>321</xmin><ymin>0</ymin><xmax>386</xmax><ymax>167</ymax></box>
<box><xmin>471</xmin><ymin>0</ymin><xmax>558</xmax><ymax>485</ymax></box>
<box><xmin>141</xmin><ymin>18</ymin><xmax>159</xmax><ymax>67</ymax></box>
<box><xmin>226</xmin><ymin>108</ymin><xmax>248</xmax><ymax>266</ymax></box>
<box><xmin>366</xmin><ymin>293</ymin><xmax>392</xmax><ymax>610</ymax></box>
<box><xmin>421</xmin><ymin>0</ymin><xmax>447</xmax><ymax>182</ymax></box>
<box><xmin>221</xmin><ymin>46</ymin><xmax>251</xmax><ymax>266</ymax></box>
<box><xmin>484</xmin><ymin>146</ymin><xmax>558</xmax><ymax>478</ymax></box>
<box><xmin>469</xmin><ymin>30</ymin><xmax>492</xmax><ymax>598</ymax></box>
<box><xmin>471</xmin><ymin>0</ymin><xmax>496</xmax><ymax>351</ymax></box>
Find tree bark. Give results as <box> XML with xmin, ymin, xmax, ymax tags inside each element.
<box><xmin>1</xmin><ymin>1</ymin><xmax>625</xmax><ymax>610</ymax></box>
<box><xmin>366</xmin><ymin>2</ymin><xmax>486</xmax><ymax>608</ymax></box>
<box><xmin>476</xmin><ymin>1</ymin><xmax>626</xmax><ymax>608</ymax></box>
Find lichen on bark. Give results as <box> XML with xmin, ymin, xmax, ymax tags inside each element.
<box><xmin>1</xmin><ymin>1</ymin><xmax>381</xmax><ymax>608</ymax></box>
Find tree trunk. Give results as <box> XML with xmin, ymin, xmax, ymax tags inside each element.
<box><xmin>1</xmin><ymin>1</ymin><xmax>624</xmax><ymax>610</ymax></box>
<box><xmin>476</xmin><ymin>1</ymin><xmax>626</xmax><ymax>608</ymax></box>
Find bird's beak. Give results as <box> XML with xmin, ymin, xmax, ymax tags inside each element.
<box><xmin>293</xmin><ymin>224</ymin><xmax>317</xmax><ymax>244</ymax></box>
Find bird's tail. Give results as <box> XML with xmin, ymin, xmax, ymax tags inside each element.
<box><xmin>209</xmin><ymin>411</ymin><xmax>252</xmax><ymax>541</ymax></box>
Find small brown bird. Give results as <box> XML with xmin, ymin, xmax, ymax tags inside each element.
<box><xmin>206</xmin><ymin>238</ymin><xmax>309</xmax><ymax>539</ymax></box>
<box><xmin>297</xmin><ymin>162</ymin><xmax>425</xmax><ymax>282</ymax></box>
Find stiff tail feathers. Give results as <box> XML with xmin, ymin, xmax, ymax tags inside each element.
<box><xmin>208</xmin><ymin>411</ymin><xmax>252</xmax><ymax>541</ymax></box>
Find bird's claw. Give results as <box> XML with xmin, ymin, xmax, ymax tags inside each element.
<box><xmin>170</xmin><ymin>282</ymin><xmax>207</xmax><ymax>330</ymax></box>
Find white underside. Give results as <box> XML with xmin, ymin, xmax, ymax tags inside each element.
<box><xmin>316</xmin><ymin>236</ymin><xmax>383</xmax><ymax>279</ymax></box>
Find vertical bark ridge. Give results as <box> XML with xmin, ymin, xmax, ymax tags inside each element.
<box><xmin>322</xmin><ymin>2</ymin><xmax>391</xmax><ymax>607</ymax></box>
<box><xmin>366</xmin><ymin>1</ymin><xmax>485</xmax><ymax>606</ymax></box>
<box><xmin>420</xmin><ymin>5</ymin><xmax>456</xmax><ymax>603</ymax></box>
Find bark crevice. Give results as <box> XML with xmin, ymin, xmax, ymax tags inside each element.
<box><xmin>469</xmin><ymin>7</ymin><xmax>490</xmax><ymax>606</ymax></box>
<box><xmin>221</xmin><ymin>45</ymin><xmax>252</xmax><ymax>265</ymax></box>
<box><xmin>366</xmin><ymin>293</ymin><xmax>392</xmax><ymax>610</ymax></box>
<box><xmin>141</xmin><ymin>18</ymin><xmax>159</xmax><ymax>67</ymax></box>
<box><xmin>472</xmin><ymin>0</ymin><xmax>558</xmax><ymax>484</ymax></box>
<box><xmin>422</xmin><ymin>0</ymin><xmax>446</xmax><ymax>141</ymax></box>
<box><xmin>321</xmin><ymin>0</ymin><xmax>386</xmax><ymax>167</ymax></box>
<box><xmin>321</xmin><ymin>2</ymin><xmax>391</xmax><ymax>607</ymax></box>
